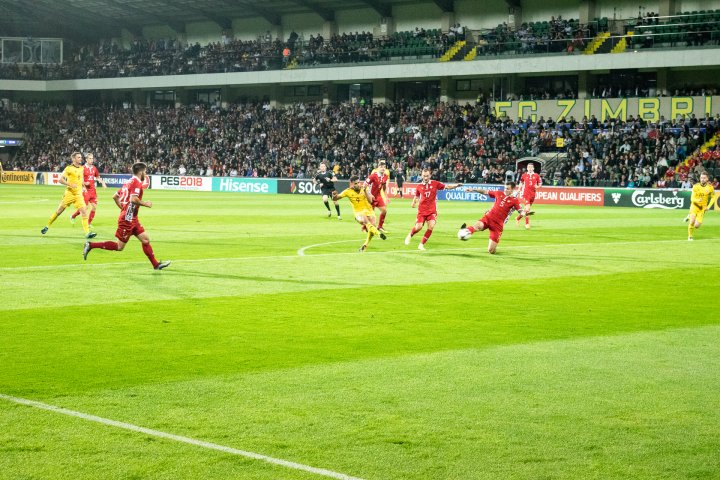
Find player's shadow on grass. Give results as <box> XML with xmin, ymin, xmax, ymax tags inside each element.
<box><xmin>170</xmin><ymin>268</ymin><xmax>362</xmax><ymax>287</ymax></box>
<box><xmin>434</xmin><ymin>252</ymin><xmax>479</xmax><ymax>259</ymax></box>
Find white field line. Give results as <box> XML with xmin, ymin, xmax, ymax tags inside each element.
<box><xmin>0</xmin><ymin>238</ymin><xmax>706</xmax><ymax>272</ymax></box>
<box><xmin>0</xmin><ymin>393</ymin><xmax>364</xmax><ymax>480</ymax></box>
<box><xmin>298</xmin><ymin>240</ymin><xmax>358</xmax><ymax>256</ymax></box>
<box><xmin>0</xmin><ymin>199</ymin><xmax>49</xmax><ymax>204</ymax></box>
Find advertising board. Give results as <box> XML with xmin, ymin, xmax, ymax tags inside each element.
<box><xmin>438</xmin><ymin>184</ymin><xmax>504</xmax><ymax>202</ymax></box>
<box><xmin>1</xmin><ymin>171</ymin><xmax>35</xmax><ymax>184</ymax></box>
<box><xmin>603</xmin><ymin>188</ymin><xmax>691</xmax><ymax>209</ymax></box>
<box><xmin>277</xmin><ymin>179</ymin><xmax>350</xmax><ymax>194</ymax></box>
<box><xmin>100</xmin><ymin>174</ymin><xmax>133</xmax><ymax>188</ymax></box>
<box><xmin>150</xmin><ymin>175</ymin><xmax>212</xmax><ymax>191</ymax></box>
<box><xmin>212</xmin><ymin>177</ymin><xmax>277</xmax><ymax>194</ymax></box>
<box><xmin>534</xmin><ymin>187</ymin><xmax>605</xmax><ymax>206</ymax></box>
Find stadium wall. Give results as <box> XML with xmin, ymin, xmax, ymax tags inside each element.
<box><xmin>336</xmin><ymin>9</ymin><xmax>381</xmax><ymax>35</ymax></box>
<box><xmin>143</xmin><ymin>25</ymin><xmax>181</xmax><ymax>42</ymax></box>
<box><xmin>522</xmin><ymin>0</ymin><xmax>579</xmax><ymax>22</ymax></box>
<box><xmin>455</xmin><ymin>0</ymin><xmax>508</xmax><ymax>30</ymax></box>
<box><xmin>232</xmin><ymin>18</ymin><xmax>276</xmax><ymax>41</ymax></box>
<box><xmin>282</xmin><ymin>13</ymin><xmax>325</xmax><ymax>38</ymax></box>
<box><xmin>676</xmin><ymin>0</ymin><xmax>707</xmax><ymax>12</ymax></box>
<box><xmin>596</xmin><ymin>0</ymin><xmax>660</xmax><ymax>19</ymax></box>
<box><xmin>392</xmin><ymin>3</ymin><xmax>444</xmax><ymax>31</ymax></box>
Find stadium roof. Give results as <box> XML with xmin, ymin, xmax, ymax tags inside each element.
<box><xmin>0</xmin><ymin>0</ymin><xmax>457</xmax><ymax>42</ymax></box>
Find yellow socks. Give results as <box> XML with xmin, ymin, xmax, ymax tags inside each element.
<box><xmin>82</xmin><ymin>216</ymin><xmax>90</xmax><ymax>234</ymax></box>
<box><xmin>47</xmin><ymin>212</ymin><xmax>58</xmax><ymax>227</ymax></box>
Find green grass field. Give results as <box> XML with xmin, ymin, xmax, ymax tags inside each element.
<box><xmin>1</xmin><ymin>184</ymin><xmax>719</xmax><ymax>480</ymax></box>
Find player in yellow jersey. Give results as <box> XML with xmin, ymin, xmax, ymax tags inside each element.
<box><xmin>41</xmin><ymin>152</ymin><xmax>96</xmax><ymax>238</ymax></box>
<box><xmin>687</xmin><ymin>171</ymin><xmax>714</xmax><ymax>241</ymax></box>
<box><xmin>333</xmin><ymin>175</ymin><xmax>386</xmax><ymax>252</ymax></box>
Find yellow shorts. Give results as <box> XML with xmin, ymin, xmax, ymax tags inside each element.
<box><xmin>690</xmin><ymin>205</ymin><xmax>705</xmax><ymax>223</ymax></box>
<box><xmin>354</xmin><ymin>210</ymin><xmax>374</xmax><ymax>222</ymax></box>
<box><xmin>62</xmin><ymin>191</ymin><xmax>86</xmax><ymax>209</ymax></box>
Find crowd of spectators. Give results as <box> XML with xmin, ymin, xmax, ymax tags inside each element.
<box><xmin>3</xmin><ymin>12</ymin><xmax>719</xmax><ymax>81</ymax></box>
<box><xmin>0</xmin><ymin>26</ymin><xmax>459</xmax><ymax>81</ymax></box>
<box><xmin>631</xmin><ymin>11</ymin><xmax>720</xmax><ymax>49</ymax></box>
<box><xmin>0</xmin><ymin>36</ymin><xmax>287</xmax><ymax>80</ymax></box>
<box><xmin>298</xmin><ymin>28</ymin><xmax>451</xmax><ymax>65</ymax></box>
<box><xmin>476</xmin><ymin>16</ymin><xmax>591</xmax><ymax>56</ymax></box>
<box><xmin>3</xmin><ymin>100</ymin><xmax>720</xmax><ymax>189</ymax></box>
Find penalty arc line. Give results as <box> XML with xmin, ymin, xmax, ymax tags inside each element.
<box><xmin>0</xmin><ymin>393</ymin><xmax>364</xmax><ymax>480</ymax></box>
<box><xmin>297</xmin><ymin>240</ymin><xmax>358</xmax><ymax>256</ymax></box>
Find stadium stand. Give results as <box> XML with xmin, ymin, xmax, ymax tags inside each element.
<box><xmin>2</xmin><ymin>101</ymin><xmax>719</xmax><ymax>189</ymax></box>
<box><xmin>0</xmin><ymin>11</ymin><xmax>717</xmax><ymax>81</ymax></box>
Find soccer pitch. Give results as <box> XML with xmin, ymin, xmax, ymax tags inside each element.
<box><xmin>1</xmin><ymin>184</ymin><xmax>719</xmax><ymax>479</ymax></box>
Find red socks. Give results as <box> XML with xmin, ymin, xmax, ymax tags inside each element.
<box><xmin>467</xmin><ymin>226</ymin><xmax>477</xmax><ymax>233</ymax></box>
<box><xmin>90</xmin><ymin>241</ymin><xmax>118</xmax><ymax>251</ymax></box>
<box><xmin>421</xmin><ymin>229</ymin><xmax>433</xmax><ymax>244</ymax></box>
<box><xmin>410</xmin><ymin>226</ymin><xmax>421</xmax><ymax>237</ymax></box>
<box><xmin>71</xmin><ymin>210</ymin><xmax>80</xmax><ymax>219</ymax></box>
<box><xmin>142</xmin><ymin>243</ymin><xmax>160</xmax><ymax>268</ymax></box>
<box><xmin>378</xmin><ymin>212</ymin><xmax>386</xmax><ymax>228</ymax></box>
<box><xmin>87</xmin><ymin>241</ymin><xmax>159</xmax><ymax>268</ymax></box>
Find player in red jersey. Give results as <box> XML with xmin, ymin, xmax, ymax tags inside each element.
<box><xmin>365</xmin><ymin>159</ymin><xmax>390</xmax><ymax>232</ymax></box>
<box><xmin>515</xmin><ymin>162</ymin><xmax>541</xmax><ymax>229</ymax></box>
<box><xmin>460</xmin><ymin>181</ymin><xmax>531</xmax><ymax>254</ymax></box>
<box><xmin>83</xmin><ymin>162</ymin><xmax>170</xmax><ymax>270</ymax></box>
<box><xmin>404</xmin><ymin>168</ymin><xmax>462</xmax><ymax>251</ymax></box>
<box><xmin>71</xmin><ymin>153</ymin><xmax>107</xmax><ymax>227</ymax></box>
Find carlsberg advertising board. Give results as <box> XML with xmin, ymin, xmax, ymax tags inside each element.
<box><xmin>604</xmin><ymin>189</ymin><xmax>691</xmax><ymax>209</ymax></box>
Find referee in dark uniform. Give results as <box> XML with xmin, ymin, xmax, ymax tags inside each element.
<box><xmin>395</xmin><ymin>167</ymin><xmax>405</xmax><ymax>198</ymax></box>
<box><xmin>314</xmin><ymin>162</ymin><xmax>342</xmax><ymax>219</ymax></box>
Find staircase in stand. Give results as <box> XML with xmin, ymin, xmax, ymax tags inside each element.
<box><xmin>611</xmin><ymin>31</ymin><xmax>634</xmax><ymax>53</ymax></box>
<box><xmin>439</xmin><ymin>40</ymin><xmax>466</xmax><ymax>62</ymax></box>
<box><xmin>584</xmin><ymin>32</ymin><xmax>610</xmax><ymax>54</ymax></box>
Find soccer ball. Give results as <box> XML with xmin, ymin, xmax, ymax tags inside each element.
<box><xmin>457</xmin><ymin>228</ymin><xmax>472</xmax><ymax>241</ymax></box>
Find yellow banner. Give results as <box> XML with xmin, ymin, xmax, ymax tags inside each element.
<box><xmin>1</xmin><ymin>171</ymin><xmax>36</xmax><ymax>184</ymax></box>
<box><xmin>493</xmin><ymin>96</ymin><xmax>719</xmax><ymax>122</ymax></box>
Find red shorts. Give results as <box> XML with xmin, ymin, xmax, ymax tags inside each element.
<box><xmin>84</xmin><ymin>189</ymin><xmax>98</xmax><ymax>205</ymax></box>
<box><xmin>115</xmin><ymin>220</ymin><xmax>145</xmax><ymax>243</ymax></box>
<box><xmin>372</xmin><ymin>195</ymin><xmax>387</xmax><ymax>208</ymax></box>
<box><xmin>522</xmin><ymin>193</ymin><xmax>535</xmax><ymax>205</ymax></box>
<box><xmin>416</xmin><ymin>212</ymin><xmax>437</xmax><ymax>225</ymax></box>
<box><xmin>480</xmin><ymin>215</ymin><xmax>504</xmax><ymax>243</ymax></box>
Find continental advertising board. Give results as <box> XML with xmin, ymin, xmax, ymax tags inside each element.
<box><xmin>0</xmin><ymin>171</ymin><xmax>36</xmax><ymax>184</ymax></box>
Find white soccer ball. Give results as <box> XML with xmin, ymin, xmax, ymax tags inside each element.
<box><xmin>457</xmin><ymin>228</ymin><xmax>472</xmax><ymax>241</ymax></box>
